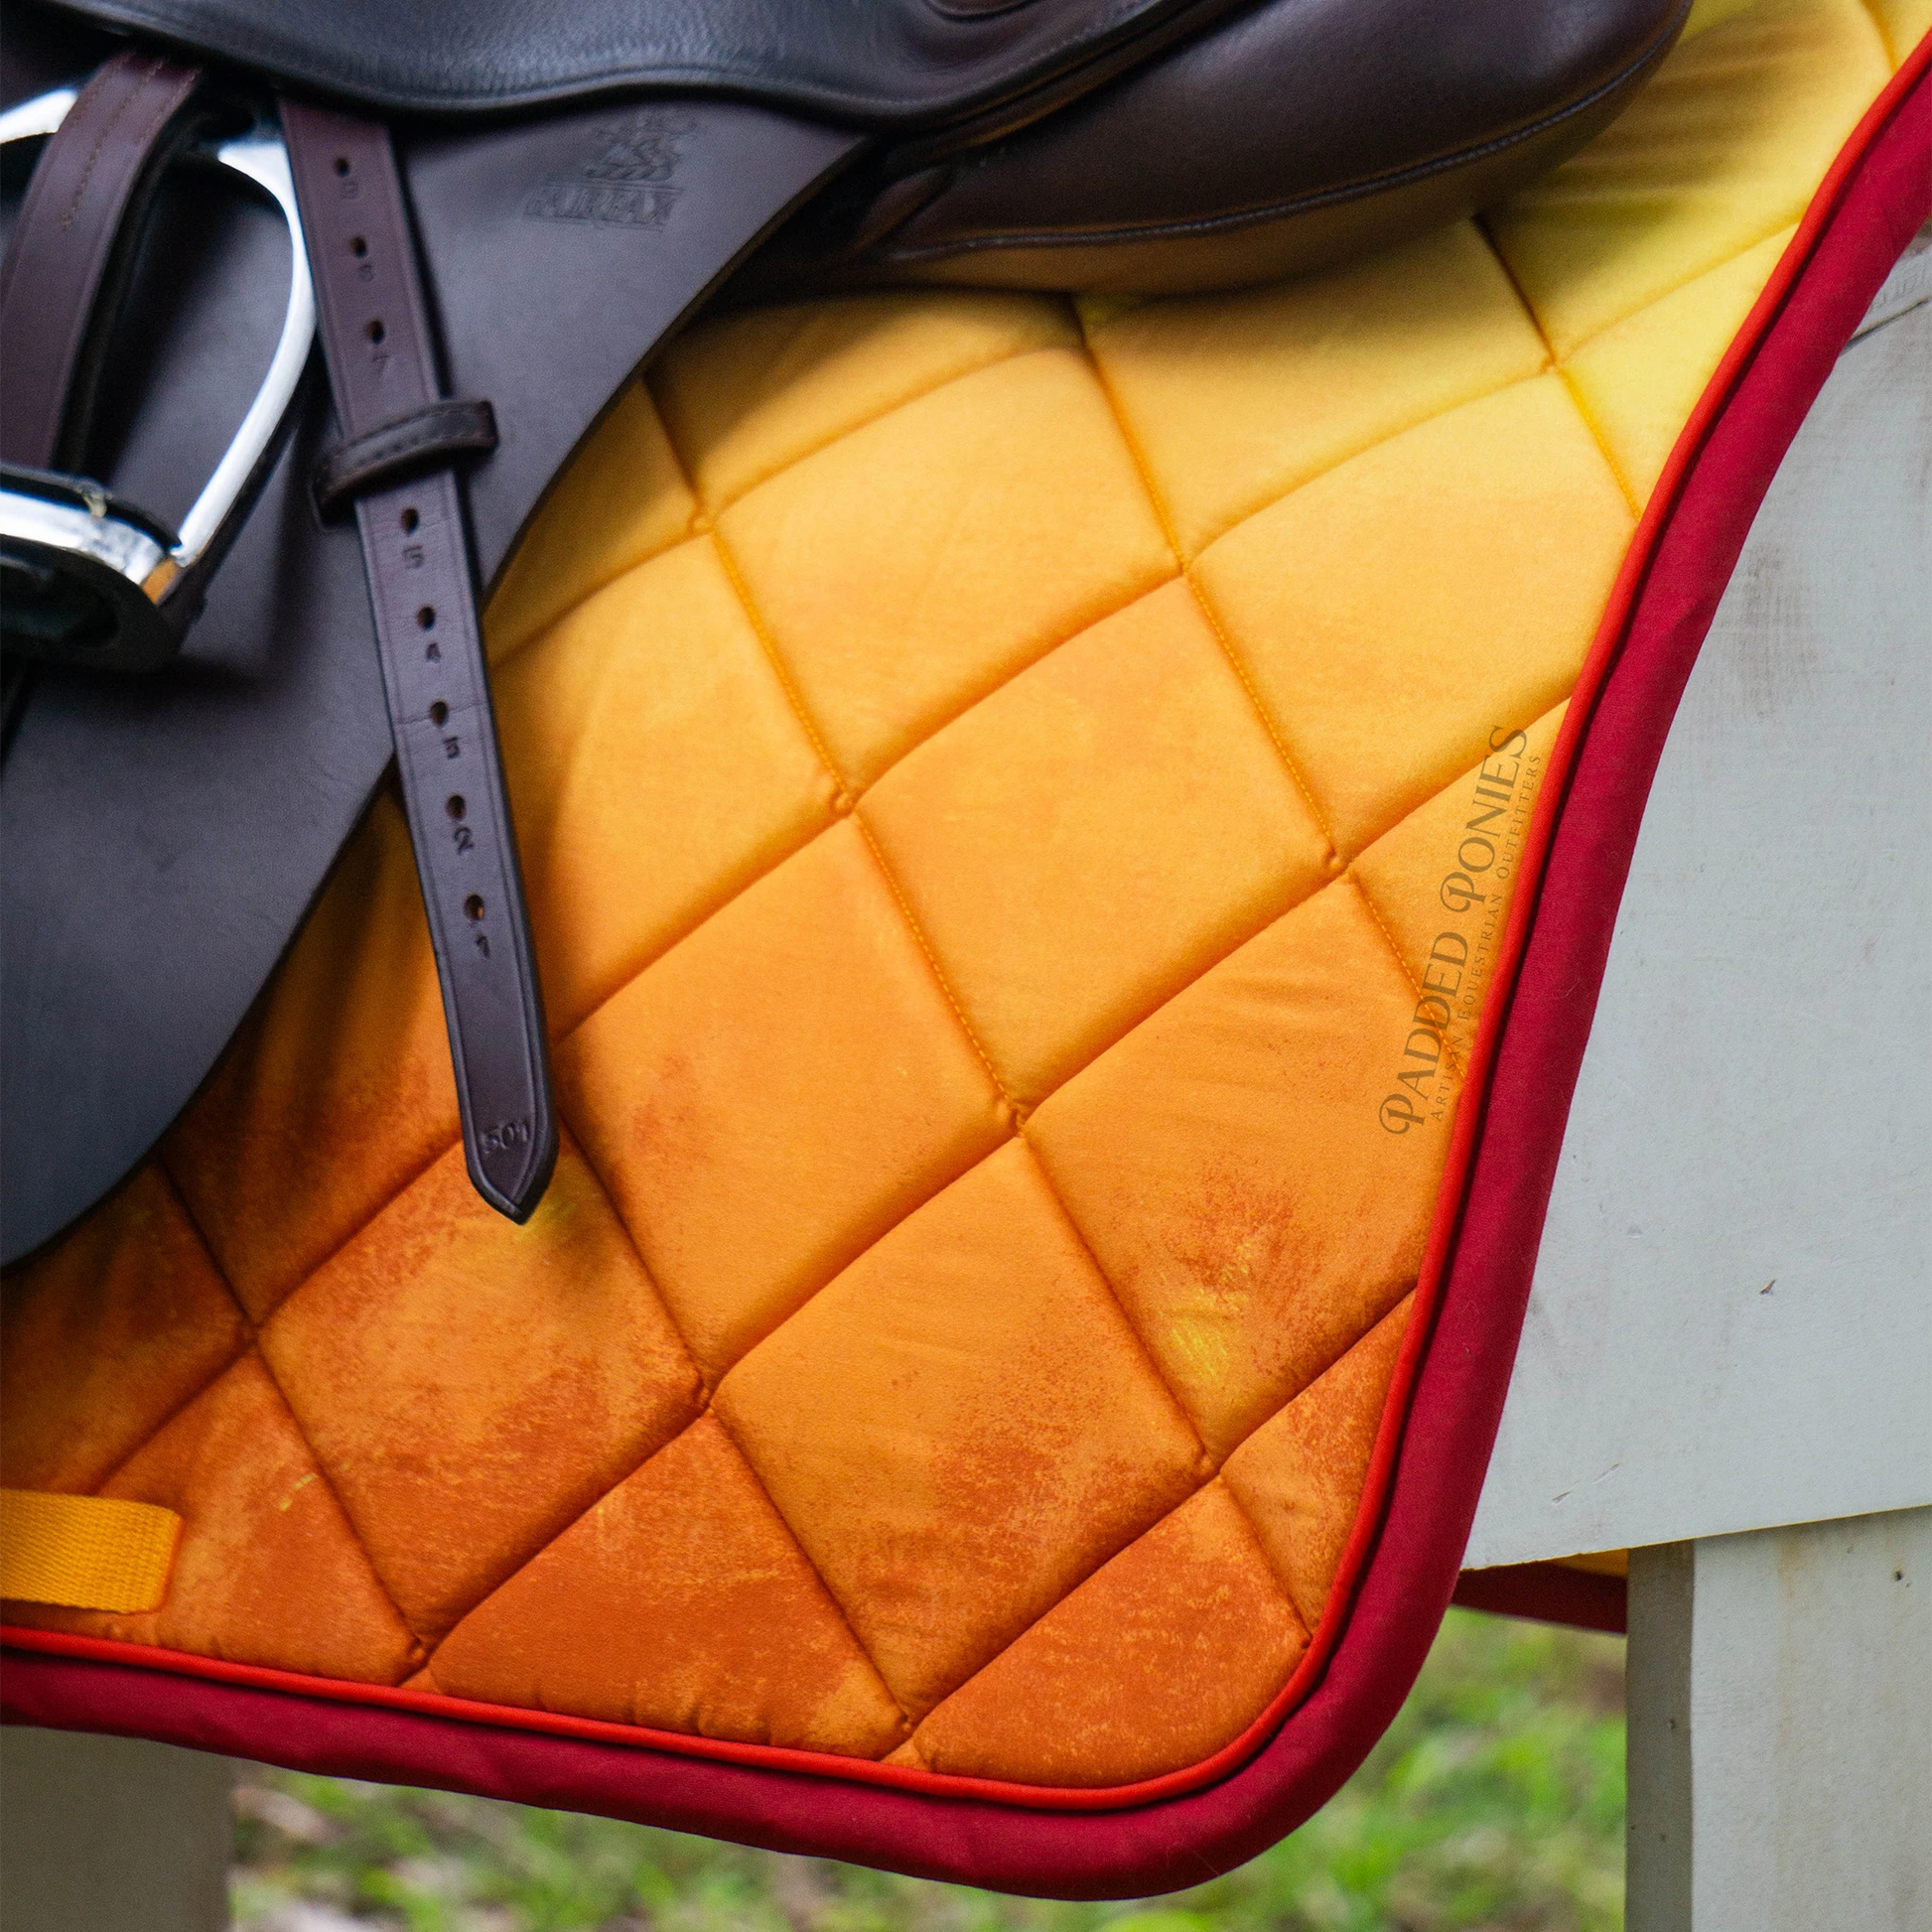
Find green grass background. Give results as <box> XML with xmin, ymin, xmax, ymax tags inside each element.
<box><xmin>231</xmin><ymin>1609</ymin><xmax>1625</xmax><ymax>1932</ymax></box>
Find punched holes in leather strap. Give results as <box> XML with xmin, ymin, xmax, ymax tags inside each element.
<box><xmin>312</xmin><ymin>397</ymin><xmax>497</xmax><ymax>520</ymax></box>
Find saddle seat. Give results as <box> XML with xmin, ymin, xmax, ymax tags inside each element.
<box><xmin>50</xmin><ymin>0</ymin><xmax>1679</xmax><ymax>129</ymax></box>
<box><xmin>60</xmin><ymin>0</ymin><xmax>1694</xmax><ymax>293</ymax></box>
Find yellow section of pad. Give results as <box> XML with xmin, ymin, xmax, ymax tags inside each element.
<box><xmin>0</xmin><ymin>1488</ymin><xmax>181</xmax><ymax>1613</ymax></box>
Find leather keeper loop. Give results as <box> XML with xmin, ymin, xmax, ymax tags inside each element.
<box><xmin>312</xmin><ymin>397</ymin><xmax>497</xmax><ymax>519</ymax></box>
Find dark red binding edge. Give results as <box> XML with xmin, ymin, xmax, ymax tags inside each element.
<box><xmin>1452</xmin><ymin>1564</ymin><xmax>1626</xmax><ymax>1636</ymax></box>
<box><xmin>5</xmin><ymin>42</ymin><xmax>1927</xmax><ymax>1898</ymax></box>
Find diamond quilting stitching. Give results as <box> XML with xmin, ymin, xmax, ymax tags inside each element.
<box><xmin>712</xmin><ymin>1139</ymin><xmax>1211</xmax><ymax>1721</ymax></box>
<box><xmin>714</xmin><ymin>345</ymin><xmax>1177</xmax><ymax>792</ymax></box>
<box><xmin>649</xmin><ymin>291</ymin><xmax>1084</xmax><ymax>518</ymax></box>
<box><xmin>425</xmin><ymin>1408</ymin><xmax>914</xmax><ymax>1757</ymax></box>
<box><xmin>556</xmin><ymin>817</ymin><xmax>1012</xmax><ymax>1387</ymax></box>
<box><xmin>255</xmin><ymin>1134</ymin><xmax>707</xmax><ymax>1642</ymax></box>
<box><xmin>0</xmin><ymin>1163</ymin><xmax>251</xmax><ymax>1498</ymax></box>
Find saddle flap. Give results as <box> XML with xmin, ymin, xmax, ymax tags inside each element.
<box><xmin>0</xmin><ymin>94</ymin><xmax>862</xmax><ymax>1264</ymax></box>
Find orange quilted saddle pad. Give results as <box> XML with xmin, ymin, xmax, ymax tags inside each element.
<box><xmin>5</xmin><ymin>0</ymin><xmax>1928</xmax><ymax>1892</ymax></box>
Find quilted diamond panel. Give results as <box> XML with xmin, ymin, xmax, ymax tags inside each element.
<box><xmin>258</xmin><ymin>1138</ymin><xmax>702</xmax><ymax>1640</ymax></box>
<box><xmin>1223</xmin><ymin>1297</ymin><xmax>1416</xmax><ymax>1632</ymax></box>
<box><xmin>1565</xmin><ymin>225</ymin><xmax>1797</xmax><ymax>497</ymax></box>
<box><xmin>1084</xmin><ymin>220</ymin><xmax>1549</xmax><ymax>559</ymax></box>
<box><xmin>1030</xmin><ymin>881</ymin><xmax>1444</xmax><ymax>1460</ymax></box>
<box><xmin>862</xmin><ymin>579</ymin><xmax>1332</xmax><ymax>1105</ymax></box>
<box><xmin>717</xmin><ymin>345</ymin><xmax>1174</xmax><ymax>786</ymax></box>
<box><xmin>1193</xmin><ymin>373</ymin><xmax>1634</xmax><ymax>857</ymax></box>
<box><xmin>494</xmin><ymin>536</ymin><xmax>838</xmax><ymax>1031</ymax></box>
<box><xmin>560</xmin><ymin>818</ymin><xmax>1010</xmax><ymax>1383</ymax></box>
<box><xmin>651</xmin><ymin>290</ymin><xmax>1079</xmax><ymax>512</ymax></box>
<box><xmin>900</xmin><ymin>1480</ymin><xmax>1309</xmax><ymax>1787</ymax></box>
<box><xmin>715</xmin><ymin>1140</ymin><xmax>1210</xmax><ymax>1718</ymax></box>
<box><xmin>430</xmin><ymin>1416</ymin><xmax>907</xmax><ymax>1756</ymax></box>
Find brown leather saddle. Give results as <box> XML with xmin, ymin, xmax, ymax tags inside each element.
<box><xmin>0</xmin><ymin>0</ymin><xmax>1686</xmax><ymax>1265</ymax></box>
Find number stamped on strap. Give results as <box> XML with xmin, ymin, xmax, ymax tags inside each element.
<box><xmin>283</xmin><ymin>99</ymin><xmax>555</xmax><ymax>1223</ymax></box>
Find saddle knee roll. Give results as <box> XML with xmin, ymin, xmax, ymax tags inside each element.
<box><xmin>739</xmin><ymin>0</ymin><xmax>1689</xmax><ymax>298</ymax></box>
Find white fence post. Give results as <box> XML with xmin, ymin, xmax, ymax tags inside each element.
<box><xmin>1626</xmin><ymin>1508</ymin><xmax>1932</xmax><ymax>1932</ymax></box>
<box><xmin>0</xmin><ymin>1728</ymin><xmax>232</xmax><ymax>1932</ymax></box>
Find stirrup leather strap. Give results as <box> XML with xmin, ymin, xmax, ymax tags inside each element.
<box><xmin>282</xmin><ymin>100</ymin><xmax>556</xmax><ymax>1223</ymax></box>
<box><xmin>0</xmin><ymin>49</ymin><xmax>205</xmax><ymax>474</ymax></box>
<box><xmin>0</xmin><ymin>50</ymin><xmax>205</xmax><ymax>749</ymax></box>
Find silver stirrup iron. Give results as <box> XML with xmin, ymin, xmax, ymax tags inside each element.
<box><xmin>0</xmin><ymin>87</ymin><xmax>316</xmax><ymax>673</ymax></box>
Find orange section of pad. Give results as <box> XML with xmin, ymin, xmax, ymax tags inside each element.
<box><xmin>3</xmin><ymin>0</ymin><xmax>1913</xmax><ymax>1790</ymax></box>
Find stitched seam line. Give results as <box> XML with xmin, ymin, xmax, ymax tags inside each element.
<box><xmin>505</xmin><ymin>194</ymin><xmax>1842</xmax><ymax>763</ymax></box>
<box><xmin>650</xmin><ymin>338</ymin><xmax>1070</xmax><ymax>519</ymax></box>
<box><xmin>86</xmin><ymin>1169</ymin><xmax>258</xmax><ymax>1499</ymax></box>
<box><xmin>487</xmin><ymin>515</ymin><xmax>700</xmax><ymax>674</ymax></box>
<box><xmin>900</xmin><ymin>1467</ymin><xmax>1314</xmax><ymax>1762</ymax></box>
<box><xmin>699</xmin><ymin>1403</ymin><xmax>916</xmax><ymax>1731</ymax></box>
<box><xmin>1211</xmin><ymin>1303</ymin><xmax>1419</xmax><ymax>1612</ymax></box>
<box><xmin>194</xmin><ymin>1124</ymin><xmax>459</xmax><ymax>1337</ymax></box>
<box><xmin>851</xmin><ymin>813</ymin><xmax>1018</xmax><ymax>1112</ymax></box>
<box><xmin>1175</xmin><ymin>356</ymin><xmax>1548</xmax><ymax>562</ymax></box>
<box><xmin>1185</xmin><ymin>565</ymin><xmax>1343</xmax><ymax>859</ymax></box>
<box><xmin>1856</xmin><ymin>0</ymin><xmax>1900</xmax><ymax>68</ymax></box>
<box><xmin>538</xmin><ymin>555</ymin><xmax>1179</xmax><ymax>1035</ymax></box>
<box><xmin>1500</xmin><ymin>210</ymin><xmax>1819</xmax><ymax>365</ymax></box>
<box><xmin>60</xmin><ymin>58</ymin><xmax>165</xmax><ymax>230</ymax></box>
<box><xmin>1015</xmin><ymin>1136</ymin><xmax>1208</xmax><ymax>1467</ymax></box>
<box><xmin>511</xmin><ymin>1126</ymin><xmax>943</xmax><ymax>1731</ymax></box>
<box><xmin>1073</xmin><ymin>302</ymin><xmax>1345</xmax><ymax>865</ymax></box>
<box><xmin>1159</xmin><ymin>206</ymin><xmax>1824</xmax><ymax>564</ymax></box>
<box><xmin>497</xmin><ymin>340</ymin><xmax>1060</xmax><ymax>660</ymax></box>
<box><xmin>904</xmin><ymin>1273</ymin><xmax>1424</xmax><ymax>1731</ymax></box>
<box><xmin>363</xmin><ymin>1110</ymin><xmax>715</xmax><ymax>1646</ymax></box>
<box><xmin>1346</xmin><ymin>873</ymin><xmax>1469</xmax><ymax>1084</ymax></box>
<box><xmin>415</xmin><ymin>1403</ymin><xmax>913</xmax><ymax>1734</ymax></box>
<box><xmin>145</xmin><ymin>1167</ymin><xmax>428</xmax><ymax>1674</ymax></box>
<box><xmin>1474</xmin><ymin>216</ymin><xmax>1646</xmax><ymax>519</ymax></box>
<box><xmin>903</xmin><ymin>1411</ymin><xmax>1367</xmax><ymax>1754</ymax></box>
<box><xmin>707</xmin><ymin>526</ymin><xmax>850</xmax><ymax>798</ymax></box>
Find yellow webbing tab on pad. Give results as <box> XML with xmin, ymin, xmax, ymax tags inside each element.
<box><xmin>0</xmin><ymin>1489</ymin><xmax>181</xmax><ymax>1613</ymax></box>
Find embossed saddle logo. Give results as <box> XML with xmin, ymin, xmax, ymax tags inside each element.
<box><xmin>524</xmin><ymin>112</ymin><xmax>694</xmax><ymax>228</ymax></box>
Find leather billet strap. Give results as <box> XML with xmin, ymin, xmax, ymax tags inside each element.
<box><xmin>282</xmin><ymin>99</ymin><xmax>556</xmax><ymax>1224</ymax></box>
<box><xmin>0</xmin><ymin>49</ymin><xmax>206</xmax><ymax>472</ymax></box>
<box><xmin>0</xmin><ymin>50</ymin><xmax>205</xmax><ymax>758</ymax></box>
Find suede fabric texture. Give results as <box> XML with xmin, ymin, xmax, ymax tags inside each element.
<box><xmin>4</xmin><ymin>0</ymin><xmax>1923</xmax><ymax>1800</ymax></box>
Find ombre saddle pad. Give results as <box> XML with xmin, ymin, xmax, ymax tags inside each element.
<box><xmin>4</xmin><ymin>0</ymin><xmax>1929</xmax><ymax>1897</ymax></box>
